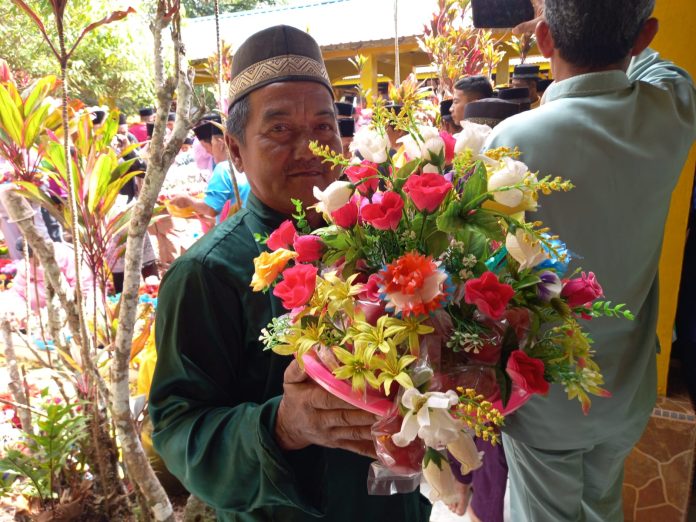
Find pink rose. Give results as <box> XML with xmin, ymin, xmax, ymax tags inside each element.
<box><xmin>464</xmin><ymin>271</ymin><xmax>515</xmax><ymax>320</ymax></box>
<box><xmin>439</xmin><ymin>130</ymin><xmax>456</xmax><ymax>164</ymax></box>
<box><xmin>273</xmin><ymin>264</ymin><xmax>318</xmax><ymax>310</ymax></box>
<box><xmin>561</xmin><ymin>271</ymin><xmax>603</xmax><ymax>308</ymax></box>
<box><xmin>359</xmin><ymin>273</ymin><xmax>382</xmax><ymax>302</ymax></box>
<box><xmin>505</xmin><ymin>350</ymin><xmax>549</xmax><ymax>395</ymax></box>
<box><xmin>403</xmin><ymin>173</ymin><xmax>453</xmax><ymax>213</ymax></box>
<box><xmin>267</xmin><ymin>220</ymin><xmax>297</xmax><ymax>251</ymax></box>
<box><xmin>331</xmin><ymin>198</ymin><xmax>359</xmax><ymax>228</ymax></box>
<box><xmin>344</xmin><ymin>161</ymin><xmax>380</xmax><ymax>195</ymax></box>
<box><xmin>361</xmin><ymin>191</ymin><xmax>404</xmax><ymax>231</ymax></box>
<box><xmin>293</xmin><ymin>235</ymin><xmax>324</xmax><ymax>263</ymax></box>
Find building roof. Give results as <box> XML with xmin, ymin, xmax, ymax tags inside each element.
<box><xmin>182</xmin><ymin>0</ymin><xmax>437</xmax><ymax>60</ymax></box>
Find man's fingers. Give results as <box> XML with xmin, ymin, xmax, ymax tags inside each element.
<box><xmin>334</xmin><ymin>439</ymin><xmax>378</xmax><ymax>459</ymax></box>
<box><xmin>283</xmin><ymin>359</ymin><xmax>308</xmax><ymax>384</ymax></box>
<box><xmin>512</xmin><ymin>16</ymin><xmax>543</xmax><ymax>36</ymax></box>
<box><xmin>329</xmin><ymin>425</ymin><xmax>374</xmax><ymax>442</ymax></box>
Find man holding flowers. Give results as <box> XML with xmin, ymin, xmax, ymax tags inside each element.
<box><xmin>485</xmin><ymin>1</ymin><xmax>696</xmax><ymax>520</ymax></box>
<box><xmin>149</xmin><ymin>26</ymin><xmax>431</xmax><ymax>522</ymax></box>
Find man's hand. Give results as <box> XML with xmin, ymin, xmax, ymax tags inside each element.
<box><xmin>447</xmin><ymin>482</ymin><xmax>473</xmax><ymax>517</ymax></box>
<box><xmin>275</xmin><ymin>360</ymin><xmax>378</xmax><ymax>459</ymax></box>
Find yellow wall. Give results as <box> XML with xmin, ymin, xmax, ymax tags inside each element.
<box><xmin>652</xmin><ymin>0</ymin><xmax>696</xmax><ymax>395</ymax></box>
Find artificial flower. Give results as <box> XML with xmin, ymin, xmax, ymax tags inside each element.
<box><xmin>273</xmin><ymin>263</ymin><xmax>318</xmax><ymax>310</ymax></box>
<box><xmin>392</xmin><ymin>388</ymin><xmax>462</xmax><ymax>448</ymax></box>
<box><xmin>350</xmin><ymin>125</ymin><xmax>390</xmax><ymax>164</ymax></box>
<box><xmin>446</xmin><ymin>432</ymin><xmax>483</xmax><ymax>475</ymax></box>
<box><xmin>293</xmin><ymin>235</ymin><xmax>324</xmax><ymax>263</ymax></box>
<box><xmin>537</xmin><ymin>271</ymin><xmax>562</xmax><ymax>301</ymax></box>
<box><xmin>250</xmin><ymin>249</ymin><xmax>298</xmax><ymax>292</ymax></box>
<box><xmin>403</xmin><ymin>173</ymin><xmax>453</xmax><ymax>213</ymax></box>
<box><xmin>505</xmin><ymin>350</ymin><xmax>549</xmax><ymax>395</ymax></box>
<box><xmin>422</xmin><ymin>451</ymin><xmax>462</xmax><ymax>505</ymax></box>
<box><xmin>266</xmin><ymin>219</ymin><xmax>297</xmax><ymax>251</ymax></box>
<box><xmin>464</xmin><ymin>271</ymin><xmax>515</xmax><ymax>320</ymax></box>
<box><xmin>453</xmin><ymin>121</ymin><xmax>492</xmax><ymax>154</ymax></box>
<box><xmin>397</xmin><ymin>125</ymin><xmax>444</xmax><ymax>163</ymax></box>
<box><xmin>537</xmin><ymin>238</ymin><xmax>571</xmax><ymax>276</ymax></box>
<box><xmin>313</xmin><ymin>180</ymin><xmax>354</xmax><ymax>216</ymax></box>
<box><xmin>380</xmin><ymin>252</ymin><xmax>448</xmax><ymax>317</ymax></box>
<box><xmin>440</xmin><ymin>130</ymin><xmax>456</xmax><ymax>164</ymax></box>
<box><xmin>361</xmin><ymin>191</ymin><xmax>404</xmax><ymax>230</ymax></box>
<box><xmin>358</xmin><ymin>273</ymin><xmax>382</xmax><ymax>302</ymax></box>
<box><xmin>487</xmin><ymin>156</ymin><xmax>532</xmax><ymax>208</ymax></box>
<box><xmin>331</xmin><ymin>197</ymin><xmax>359</xmax><ymax>228</ymax></box>
<box><xmin>505</xmin><ymin>229</ymin><xmax>549</xmax><ymax>270</ymax></box>
<box><xmin>561</xmin><ymin>272</ymin><xmax>603</xmax><ymax>308</ymax></box>
<box><xmin>344</xmin><ymin>161</ymin><xmax>380</xmax><ymax>195</ymax></box>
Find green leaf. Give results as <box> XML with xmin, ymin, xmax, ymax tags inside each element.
<box><xmin>0</xmin><ymin>83</ymin><xmax>24</xmax><ymax>145</ymax></box>
<box><xmin>461</xmin><ymin>161</ymin><xmax>488</xmax><ymax>207</ymax></box>
<box><xmin>22</xmin><ymin>75</ymin><xmax>58</xmax><ymax>117</ymax></box>
<box><xmin>86</xmin><ymin>153</ymin><xmax>115</xmax><ymax>213</ymax></box>
<box><xmin>22</xmin><ymin>102</ymin><xmax>50</xmax><ymax>148</ymax></box>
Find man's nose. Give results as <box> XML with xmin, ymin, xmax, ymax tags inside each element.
<box><xmin>292</xmin><ymin>127</ymin><xmax>315</xmax><ymax>160</ymax></box>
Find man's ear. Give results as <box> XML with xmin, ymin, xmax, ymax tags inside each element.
<box><xmin>225</xmin><ymin>133</ymin><xmax>245</xmax><ymax>173</ymax></box>
<box><xmin>632</xmin><ymin>18</ymin><xmax>659</xmax><ymax>56</ymax></box>
<box><xmin>535</xmin><ymin>20</ymin><xmax>554</xmax><ymax>59</ymax></box>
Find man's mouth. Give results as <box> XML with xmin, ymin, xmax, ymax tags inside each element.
<box><xmin>288</xmin><ymin>170</ymin><xmax>324</xmax><ymax>177</ymax></box>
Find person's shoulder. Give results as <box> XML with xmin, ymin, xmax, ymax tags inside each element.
<box><xmin>487</xmin><ymin>102</ymin><xmax>572</xmax><ymax>150</ymax></box>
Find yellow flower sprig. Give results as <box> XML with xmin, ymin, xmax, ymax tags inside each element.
<box><xmin>484</xmin><ymin>146</ymin><xmax>521</xmax><ymax>162</ymax></box>
<box><xmin>308</xmin><ymin>141</ymin><xmax>352</xmax><ymax>169</ymax></box>
<box><xmin>455</xmin><ymin>387</ymin><xmax>505</xmax><ymax>445</ymax></box>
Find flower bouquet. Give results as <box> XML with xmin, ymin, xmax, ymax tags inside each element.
<box><xmin>251</xmin><ymin>101</ymin><xmax>633</xmax><ymax>501</ymax></box>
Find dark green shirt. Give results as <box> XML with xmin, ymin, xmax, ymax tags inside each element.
<box><xmin>151</xmin><ymin>192</ymin><xmax>431</xmax><ymax>521</ymax></box>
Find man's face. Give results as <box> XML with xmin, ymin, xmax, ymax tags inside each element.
<box><xmin>451</xmin><ymin>89</ymin><xmax>477</xmax><ymax>125</ymax></box>
<box><xmin>511</xmin><ymin>78</ymin><xmax>538</xmax><ymax>100</ymax></box>
<box><xmin>227</xmin><ymin>81</ymin><xmax>341</xmax><ymax>215</ymax></box>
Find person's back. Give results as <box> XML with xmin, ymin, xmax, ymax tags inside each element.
<box><xmin>483</xmin><ymin>1</ymin><xmax>696</xmax><ymax>520</ymax></box>
<box><xmin>487</xmin><ymin>49</ymin><xmax>696</xmax><ymax>445</ymax></box>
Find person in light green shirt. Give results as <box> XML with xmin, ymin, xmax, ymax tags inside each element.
<box><xmin>150</xmin><ymin>25</ymin><xmax>431</xmax><ymax>522</ymax></box>
<box><xmin>484</xmin><ymin>1</ymin><xmax>696</xmax><ymax>521</ymax></box>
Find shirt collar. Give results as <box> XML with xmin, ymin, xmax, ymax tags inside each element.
<box><xmin>246</xmin><ymin>191</ymin><xmax>289</xmax><ymax>229</ymax></box>
<box><xmin>543</xmin><ymin>70</ymin><xmax>631</xmax><ymax>104</ymax></box>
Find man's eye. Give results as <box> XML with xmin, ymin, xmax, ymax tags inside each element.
<box><xmin>317</xmin><ymin>123</ymin><xmax>334</xmax><ymax>131</ymax></box>
<box><xmin>271</xmin><ymin>124</ymin><xmax>289</xmax><ymax>133</ymax></box>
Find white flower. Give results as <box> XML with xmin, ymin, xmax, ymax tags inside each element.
<box><xmin>392</xmin><ymin>388</ymin><xmax>462</xmax><ymax>449</ymax></box>
<box><xmin>454</xmin><ymin>121</ymin><xmax>492</xmax><ymax>154</ymax></box>
<box><xmin>349</xmin><ymin>125</ymin><xmax>390</xmax><ymax>164</ymax></box>
<box><xmin>397</xmin><ymin>125</ymin><xmax>444</xmax><ymax>163</ymax></box>
<box><xmin>506</xmin><ymin>229</ymin><xmax>549</xmax><ymax>270</ymax></box>
<box><xmin>422</xmin><ymin>454</ymin><xmax>462</xmax><ymax>504</ymax></box>
<box><xmin>487</xmin><ymin>157</ymin><xmax>532</xmax><ymax>207</ymax></box>
<box><xmin>313</xmin><ymin>180</ymin><xmax>354</xmax><ymax>216</ymax></box>
<box><xmin>447</xmin><ymin>432</ymin><xmax>483</xmax><ymax>475</ymax></box>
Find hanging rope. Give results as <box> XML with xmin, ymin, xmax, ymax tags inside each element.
<box><xmin>214</xmin><ymin>0</ymin><xmax>242</xmax><ymax>215</ymax></box>
<box><xmin>394</xmin><ymin>0</ymin><xmax>401</xmax><ymax>85</ymax></box>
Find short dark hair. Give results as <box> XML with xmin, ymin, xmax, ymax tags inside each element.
<box><xmin>454</xmin><ymin>75</ymin><xmax>493</xmax><ymax>99</ymax></box>
<box><xmin>545</xmin><ymin>0</ymin><xmax>655</xmax><ymax>68</ymax></box>
<box><xmin>226</xmin><ymin>95</ymin><xmax>250</xmax><ymax>144</ymax></box>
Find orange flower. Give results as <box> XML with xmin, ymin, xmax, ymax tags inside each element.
<box><xmin>250</xmin><ymin>248</ymin><xmax>298</xmax><ymax>292</ymax></box>
<box><xmin>380</xmin><ymin>252</ymin><xmax>448</xmax><ymax>316</ymax></box>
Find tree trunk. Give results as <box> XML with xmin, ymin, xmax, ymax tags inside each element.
<box><xmin>109</xmin><ymin>4</ymin><xmax>198</xmax><ymax>521</ymax></box>
<box><xmin>1</xmin><ymin>318</ymin><xmax>33</xmax><ymax>434</ymax></box>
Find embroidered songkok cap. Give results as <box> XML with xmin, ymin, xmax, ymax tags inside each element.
<box><xmin>228</xmin><ymin>25</ymin><xmax>332</xmax><ymax>109</ymax></box>
<box><xmin>464</xmin><ymin>98</ymin><xmax>520</xmax><ymax>127</ymax></box>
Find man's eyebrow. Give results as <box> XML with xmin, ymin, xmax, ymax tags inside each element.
<box><xmin>261</xmin><ymin>108</ymin><xmax>291</xmax><ymax>121</ymax></box>
<box><xmin>315</xmin><ymin>108</ymin><xmax>337</xmax><ymax>118</ymax></box>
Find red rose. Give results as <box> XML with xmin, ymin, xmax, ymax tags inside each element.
<box><xmin>561</xmin><ymin>271</ymin><xmax>603</xmax><ymax>308</ymax></box>
<box><xmin>464</xmin><ymin>271</ymin><xmax>515</xmax><ymax>320</ymax></box>
<box><xmin>403</xmin><ymin>173</ymin><xmax>453</xmax><ymax>213</ymax></box>
<box><xmin>266</xmin><ymin>220</ymin><xmax>297</xmax><ymax>251</ymax></box>
<box><xmin>331</xmin><ymin>198</ymin><xmax>359</xmax><ymax>228</ymax></box>
<box><xmin>293</xmin><ymin>234</ymin><xmax>324</xmax><ymax>263</ymax></box>
<box><xmin>345</xmin><ymin>161</ymin><xmax>380</xmax><ymax>195</ymax></box>
<box><xmin>439</xmin><ymin>130</ymin><xmax>456</xmax><ymax>164</ymax></box>
<box><xmin>273</xmin><ymin>264</ymin><xmax>318</xmax><ymax>310</ymax></box>
<box><xmin>505</xmin><ymin>350</ymin><xmax>549</xmax><ymax>395</ymax></box>
<box><xmin>361</xmin><ymin>191</ymin><xmax>404</xmax><ymax>230</ymax></box>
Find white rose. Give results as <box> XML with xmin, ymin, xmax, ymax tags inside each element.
<box><xmin>397</xmin><ymin>125</ymin><xmax>444</xmax><ymax>162</ymax></box>
<box><xmin>454</xmin><ymin>121</ymin><xmax>492</xmax><ymax>154</ymax></box>
<box><xmin>313</xmin><ymin>180</ymin><xmax>354</xmax><ymax>216</ymax></box>
<box><xmin>487</xmin><ymin>157</ymin><xmax>531</xmax><ymax>207</ymax></box>
<box><xmin>506</xmin><ymin>229</ymin><xmax>549</xmax><ymax>270</ymax></box>
<box><xmin>349</xmin><ymin>125</ymin><xmax>390</xmax><ymax>164</ymax></box>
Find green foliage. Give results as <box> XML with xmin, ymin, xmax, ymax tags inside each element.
<box><xmin>590</xmin><ymin>301</ymin><xmax>635</xmax><ymax>320</ymax></box>
<box><xmin>181</xmin><ymin>0</ymin><xmax>277</xmax><ymax>18</ymax></box>
<box><xmin>0</xmin><ymin>395</ymin><xmax>88</xmax><ymax>505</ymax></box>
<box><xmin>0</xmin><ymin>0</ymin><xmax>154</xmax><ymax>114</ymax></box>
